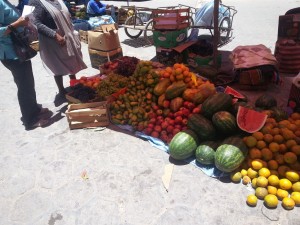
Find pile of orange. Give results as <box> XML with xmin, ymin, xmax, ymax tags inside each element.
<box><xmin>233</xmin><ymin>112</ymin><xmax>300</xmax><ymax>210</ymax></box>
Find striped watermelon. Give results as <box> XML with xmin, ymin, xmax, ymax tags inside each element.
<box><xmin>215</xmin><ymin>137</ymin><xmax>248</xmax><ymax>173</ymax></box>
<box><xmin>212</xmin><ymin>111</ymin><xmax>237</xmax><ymax>135</ymax></box>
<box><xmin>201</xmin><ymin>93</ymin><xmax>232</xmax><ymax>118</ymax></box>
<box><xmin>187</xmin><ymin>114</ymin><xmax>216</xmax><ymax>141</ymax></box>
<box><xmin>195</xmin><ymin>141</ymin><xmax>219</xmax><ymax>165</ymax></box>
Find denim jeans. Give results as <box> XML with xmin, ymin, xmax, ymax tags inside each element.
<box><xmin>1</xmin><ymin>59</ymin><xmax>40</xmax><ymax>128</ymax></box>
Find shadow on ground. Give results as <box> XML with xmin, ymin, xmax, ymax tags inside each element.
<box><xmin>121</xmin><ymin>37</ymin><xmax>152</xmax><ymax>48</ymax></box>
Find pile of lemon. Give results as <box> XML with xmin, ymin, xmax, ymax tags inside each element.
<box><xmin>230</xmin><ymin>112</ymin><xmax>300</xmax><ymax>210</ymax></box>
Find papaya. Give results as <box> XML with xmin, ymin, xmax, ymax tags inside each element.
<box><xmin>158</xmin><ymin>94</ymin><xmax>166</xmax><ymax>107</ymax></box>
<box><xmin>153</xmin><ymin>78</ymin><xmax>171</xmax><ymax>96</ymax></box>
<box><xmin>170</xmin><ymin>97</ymin><xmax>184</xmax><ymax>112</ymax></box>
<box><xmin>165</xmin><ymin>81</ymin><xmax>187</xmax><ymax>100</ymax></box>
<box><xmin>182</xmin><ymin>88</ymin><xmax>201</xmax><ymax>102</ymax></box>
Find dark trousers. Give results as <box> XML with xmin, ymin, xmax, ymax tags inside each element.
<box><xmin>1</xmin><ymin>59</ymin><xmax>40</xmax><ymax>128</ymax></box>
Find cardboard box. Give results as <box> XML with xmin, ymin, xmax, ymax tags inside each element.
<box><xmin>186</xmin><ymin>53</ymin><xmax>222</xmax><ymax>69</ymax></box>
<box><xmin>88</xmin><ymin>24</ymin><xmax>120</xmax><ymax>51</ymax></box>
<box><xmin>153</xmin><ymin>28</ymin><xmax>187</xmax><ymax>48</ymax></box>
<box><xmin>278</xmin><ymin>14</ymin><xmax>300</xmax><ymax>40</ymax></box>
<box><xmin>66</xmin><ymin>101</ymin><xmax>109</xmax><ymax>130</ymax></box>
<box><xmin>88</xmin><ymin>47</ymin><xmax>123</xmax><ymax>69</ymax></box>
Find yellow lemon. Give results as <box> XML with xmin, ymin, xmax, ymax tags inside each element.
<box><xmin>267</xmin><ymin>186</ymin><xmax>278</xmax><ymax>195</ymax></box>
<box><xmin>264</xmin><ymin>194</ymin><xmax>278</xmax><ymax>208</ymax></box>
<box><xmin>256</xmin><ymin>176</ymin><xmax>268</xmax><ymax>188</ymax></box>
<box><xmin>246</xmin><ymin>194</ymin><xmax>258</xmax><ymax>207</ymax></box>
<box><xmin>255</xmin><ymin>187</ymin><xmax>268</xmax><ymax>200</ymax></box>
<box><xmin>285</xmin><ymin>171</ymin><xmax>300</xmax><ymax>182</ymax></box>
<box><xmin>291</xmin><ymin>192</ymin><xmax>300</xmax><ymax>205</ymax></box>
<box><xmin>242</xmin><ymin>176</ymin><xmax>251</xmax><ymax>185</ymax></box>
<box><xmin>279</xmin><ymin>178</ymin><xmax>292</xmax><ymax>190</ymax></box>
<box><xmin>259</xmin><ymin>167</ymin><xmax>271</xmax><ymax>178</ymax></box>
<box><xmin>268</xmin><ymin>175</ymin><xmax>279</xmax><ymax>187</ymax></box>
<box><xmin>240</xmin><ymin>169</ymin><xmax>248</xmax><ymax>177</ymax></box>
<box><xmin>247</xmin><ymin>168</ymin><xmax>258</xmax><ymax>179</ymax></box>
<box><xmin>292</xmin><ymin>182</ymin><xmax>300</xmax><ymax>192</ymax></box>
<box><xmin>252</xmin><ymin>178</ymin><xmax>258</xmax><ymax>188</ymax></box>
<box><xmin>282</xmin><ymin>197</ymin><xmax>295</xmax><ymax>210</ymax></box>
<box><xmin>277</xmin><ymin>188</ymin><xmax>289</xmax><ymax>200</ymax></box>
<box><xmin>230</xmin><ymin>171</ymin><xmax>242</xmax><ymax>183</ymax></box>
<box><xmin>251</xmin><ymin>159</ymin><xmax>263</xmax><ymax>170</ymax></box>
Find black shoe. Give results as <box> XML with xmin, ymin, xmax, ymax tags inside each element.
<box><xmin>54</xmin><ymin>92</ymin><xmax>67</xmax><ymax>107</ymax></box>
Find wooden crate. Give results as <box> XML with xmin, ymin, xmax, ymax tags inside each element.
<box><xmin>66</xmin><ymin>101</ymin><xmax>109</xmax><ymax>129</ymax></box>
<box><xmin>152</xmin><ymin>7</ymin><xmax>190</xmax><ymax>30</ymax></box>
<box><xmin>79</xmin><ymin>30</ymin><xmax>88</xmax><ymax>44</ymax></box>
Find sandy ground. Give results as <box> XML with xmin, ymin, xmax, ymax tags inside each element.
<box><xmin>1</xmin><ymin>0</ymin><xmax>300</xmax><ymax>224</ymax></box>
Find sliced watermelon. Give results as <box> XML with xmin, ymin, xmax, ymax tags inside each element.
<box><xmin>237</xmin><ymin>106</ymin><xmax>268</xmax><ymax>133</ymax></box>
<box><xmin>224</xmin><ymin>86</ymin><xmax>247</xmax><ymax>101</ymax></box>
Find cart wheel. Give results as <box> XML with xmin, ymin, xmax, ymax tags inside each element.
<box><xmin>144</xmin><ymin>19</ymin><xmax>153</xmax><ymax>45</ymax></box>
<box><xmin>218</xmin><ymin>17</ymin><xmax>231</xmax><ymax>45</ymax></box>
<box><xmin>124</xmin><ymin>16</ymin><xmax>144</xmax><ymax>39</ymax></box>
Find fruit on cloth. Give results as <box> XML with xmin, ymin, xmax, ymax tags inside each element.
<box><xmin>255</xmin><ymin>187</ymin><xmax>268</xmax><ymax>199</ymax></box>
<box><xmin>267</xmin><ymin>186</ymin><xmax>277</xmax><ymax>195</ymax></box>
<box><xmin>212</xmin><ymin>111</ymin><xmax>237</xmax><ymax>135</ymax></box>
<box><xmin>237</xmin><ymin>106</ymin><xmax>268</xmax><ymax>133</ymax></box>
<box><xmin>247</xmin><ymin>168</ymin><xmax>258</xmax><ymax>179</ymax></box>
<box><xmin>256</xmin><ymin>176</ymin><xmax>268</xmax><ymax>188</ymax></box>
<box><xmin>292</xmin><ymin>182</ymin><xmax>300</xmax><ymax>192</ymax></box>
<box><xmin>187</xmin><ymin>114</ymin><xmax>216</xmax><ymax>140</ymax></box>
<box><xmin>255</xmin><ymin>94</ymin><xmax>277</xmax><ymax>109</ymax></box>
<box><xmin>224</xmin><ymin>86</ymin><xmax>248</xmax><ymax>101</ymax></box>
<box><xmin>195</xmin><ymin>141</ymin><xmax>217</xmax><ymax>165</ymax></box>
<box><xmin>285</xmin><ymin>171</ymin><xmax>300</xmax><ymax>182</ymax></box>
<box><xmin>201</xmin><ymin>93</ymin><xmax>232</xmax><ymax>118</ymax></box>
<box><xmin>215</xmin><ymin>137</ymin><xmax>248</xmax><ymax>172</ymax></box>
<box><xmin>169</xmin><ymin>129</ymin><xmax>199</xmax><ymax>160</ymax></box>
<box><xmin>251</xmin><ymin>159</ymin><xmax>264</xmax><ymax>170</ymax></box>
<box><xmin>242</xmin><ymin>175</ymin><xmax>251</xmax><ymax>185</ymax></box>
<box><xmin>165</xmin><ymin>81</ymin><xmax>187</xmax><ymax>100</ymax></box>
<box><xmin>258</xmin><ymin>168</ymin><xmax>271</xmax><ymax>178</ymax></box>
<box><xmin>277</xmin><ymin>189</ymin><xmax>289</xmax><ymax>200</ymax></box>
<box><xmin>282</xmin><ymin>197</ymin><xmax>295</xmax><ymax>210</ymax></box>
<box><xmin>230</xmin><ymin>171</ymin><xmax>242</xmax><ymax>183</ymax></box>
<box><xmin>246</xmin><ymin>194</ymin><xmax>258</xmax><ymax>207</ymax></box>
<box><xmin>291</xmin><ymin>192</ymin><xmax>300</xmax><ymax>205</ymax></box>
<box><xmin>279</xmin><ymin>178</ymin><xmax>292</xmax><ymax>190</ymax></box>
<box><xmin>264</xmin><ymin>194</ymin><xmax>278</xmax><ymax>208</ymax></box>
<box><xmin>153</xmin><ymin>78</ymin><xmax>171</xmax><ymax>96</ymax></box>
<box><xmin>268</xmin><ymin>175</ymin><xmax>280</xmax><ymax>186</ymax></box>
<box><xmin>252</xmin><ymin>178</ymin><xmax>258</xmax><ymax>188</ymax></box>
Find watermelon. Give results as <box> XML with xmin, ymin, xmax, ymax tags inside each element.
<box><xmin>169</xmin><ymin>129</ymin><xmax>199</xmax><ymax>160</ymax></box>
<box><xmin>201</xmin><ymin>93</ymin><xmax>232</xmax><ymax>118</ymax></box>
<box><xmin>212</xmin><ymin>111</ymin><xmax>237</xmax><ymax>134</ymax></box>
<box><xmin>215</xmin><ymin>137</ymin><xmax>248</xmax><ymax>173</ymax></box>
<box><xmin>271</xmin><ymin>107</ymin><xmax>288</xmax><ymax>122</ymax></box>
<box><xmin>237</xmin><ymin>106</ymin><xmax>268</xmax><ymax>133</ymax></box>
<box><xmin>255</xmin><ymin>94</ymin><xmax>277</xmax><ymax>109</ymax></box>
<box><xmin>224</xmin><ymin>86</ymin><xmax>247</xmax><ymax>101</ymax></box>
<box><xmin>187</xmin><ymin>114</ymin><xmax>216</xmax><ymax>140</ymax></box>
<box><xmin>195</xmin><ymin>141</ymin><xmax>218</xmax><ymax>165</ymax></box>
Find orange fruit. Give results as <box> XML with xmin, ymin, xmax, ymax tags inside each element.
<box><xmin>253</xmin><ymin>131</ymin><xmax>264</xmax><ymax>140</ymax></box>
<box><xmin>268</xmin><ymin>160</ymin><xmax>279</xmax><ymax>170</ymax></box>
<box><xmin>263</xmin><ymin>134</ymin><xmax>274</xmax><ymax>143</ymax></box>
<box><xmin>286</xmin><ymin>139</ymin><xmax>297</xmax><ymax>149</ymax></box>
<box><xmin>294</xmin><ymin>130</ymin><xmax>300</xmax><ymax>137</ymax></box>
<box><xmin>273</xmin><ymin>134</ymin><xmax>284</xmax><ymax>144</ymax></box>
<box><xmin>256</xmin><ymin>176</ymin><xmax>268</xmax><ymax>187</ymax></box>
<box><xmin>282</xmin><ymin>197</ymin><xmax>295</xmax><ymax>210</ymax></box>
<box><xmin>267</xmin><ymin>185</ymin><xmax>278</xmax><ymax>195</ymax></box>
<box><xmin>264</xmin><ymin>194</ymin><xmax>278</xmax><ymax>208</ymax></box>
<box><xmin>261</xmin><ymin>126</ymin><xmax>272</xmax><ymax>134</ymax></box>
<box><xmin>256</xmin><ymin>140</ymin><xmax>267</xmax><ymax>149</ymax></box>
<box><xmin>290</xmin><ymin>161</ymin><xmax>300</xmax><ymax>170</ymax></box>
<box><xmin>270</xmin><ymin>170</ymin><xmax>279</xmax><ymax>176</ymax></box>
<box><xmin>281</xmin><ymin>128</ymin><xmax>296</xmax><ymax>140</ymax></box>
<box><xmin>249</xmin><ymin>148</ymin><xmax>262</xmax><ymax>159</ymax></box>
<box><xmin>291</xmin><ymin>145</ymin><xmax>300</xmax><ymax>155</ymax></box>
<box><xmin>279</xmin><ymin>178</ymin><xmax>292</xmax><ymax>190</ymax></box>
<box><xmin>278</xmin><ymin>143</ymin><xmax>287</xmax><ymax>154</ymax></box>
<box><xmin>275</xmin><ymin>153</ymin><xmax>285</xmax><ymax>165</ymax></box>
<box><xmin>287</xmin><ymin>123</ymin><xmax>297</xmax><ymax>132</ymax></box>
<box><xmin>292</xmin><ymin>182</ymin><xmax>300</xmax><ymax>192</ymax></box>
<box><xmin>242</xmin><ymin>176</ymin><xmax>251</xmax><ymax>185</ymax></box>
<box><xmin>277</xmin><ymin>188</ymin><xmax>289</xmax><ymax>200</ymax></box>
<box><xmin>291</xmin><ymin>192</ymin><xmax>300</xmax><ymax>205</ymax></box>
<box><xmin>269</xmin><ymin>142</ymin><xmax>280</xmax><ymax>153</ymax></box>
<box><xmin>259</xmin><ymin>168</ymin><xmax>271</xmax><ymax>178</ymax></box>
<box><xmin>291</xmin><ymin>112</ymin><xmax>300</xmax><ymax>120</ymax></box>
<box><xmin>271</xmin><ymin>127</ymin><xmax>280</xmax><ymax>136</ymax></box>
<box><xmin>278</xmin><ymin>165</ymin><xmax>291</xmax><ymax>178</ymax></box>
<box><xmin>261</xmin><ymin>148</ymin><xmax>273</xmax><ymax>161</ymax></box>
<box><xmin>268</xmin><ymin>174</ymin><xmax>280</xmax><ymax>186</ymax></box>
<box><xmin>285</xmin><ymin>171</ymin><xmax>300</xmax><ymax>182</ymax></box>
<box><xmin>255</xmin><ymin>187</ymin><xmax>268</xmax><ymax>200</ymax></box>
<box><xmin>283</xmin><ymin>152</ymin><xmax>298</xmax><ymax>164</ymax></box>
<box><xmin>246</xmin><ymin>194</ymin><xmax>258</xmax><ymax>207</ymax></box>
<box><xmin>245</xmin><ymin>136</ymin><xmax>258</xmax><ymax>148</ymax></box>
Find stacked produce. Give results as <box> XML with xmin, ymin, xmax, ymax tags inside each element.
<box><xmin>68</xmin><ymin>83</ymin><xmax>97</xmax><ymax>103</ymax></box>
<box><xmin>100</xmin><ymin>56</ymin><xmax>140</xmax><ymax>76</ymax></box>
<box><xmin>70</xmin><ymin>75</ymin><xmax>101</xmax><ymax>89</ymax></box>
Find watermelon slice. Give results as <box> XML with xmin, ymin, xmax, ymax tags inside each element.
<box><xmin>224</xmin><ymin>86</ymin><xmax>247</xmax><ymax>101</ymax></box>
<box><xmin>237</xmin><ymin>106</ymin><xmax>268</xmax><ymax>133</ymax></box>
